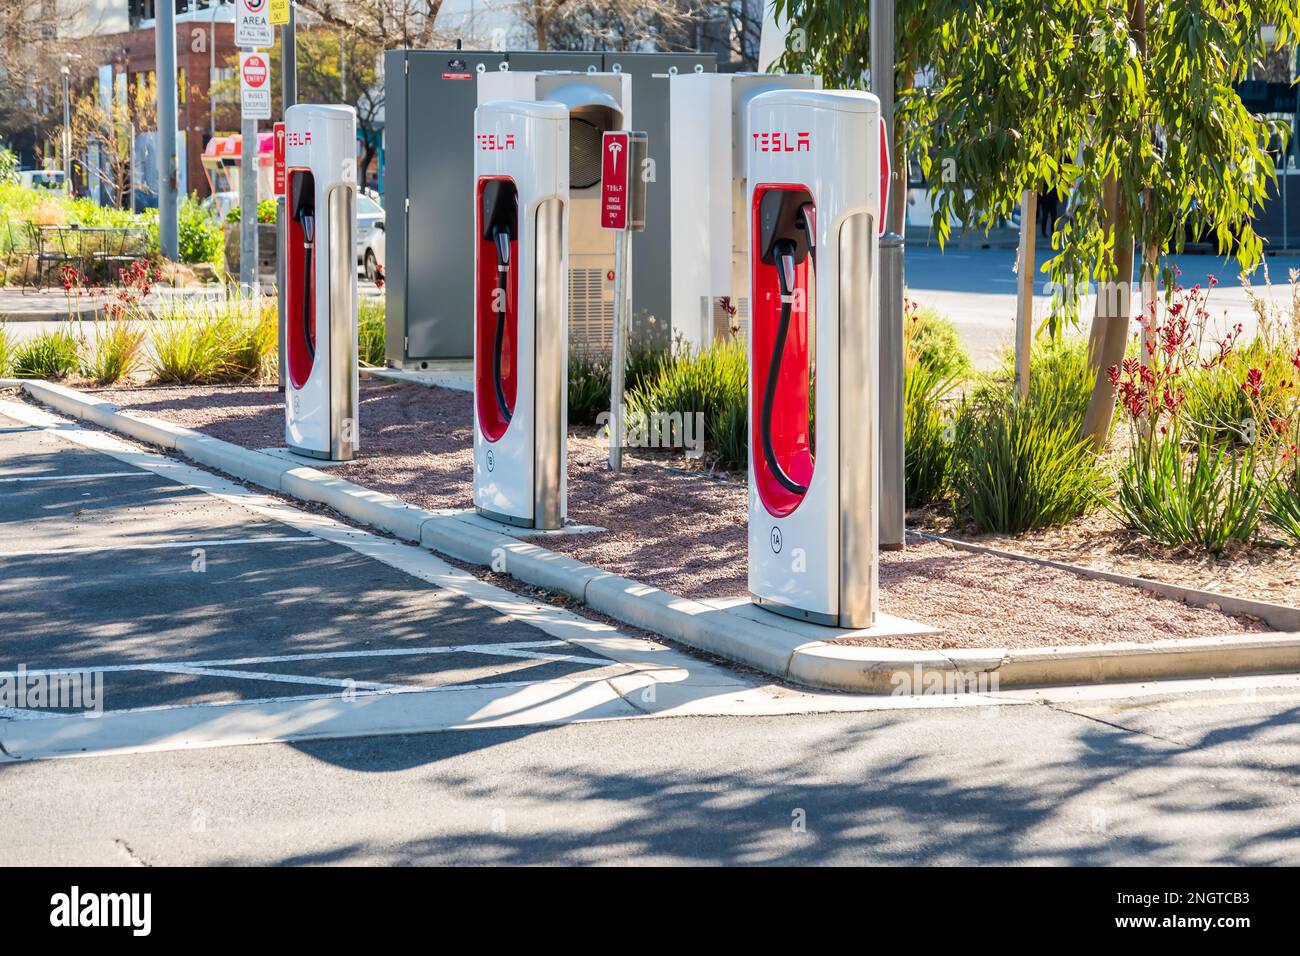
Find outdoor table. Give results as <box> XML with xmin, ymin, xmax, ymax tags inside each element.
<box><xmin>28</xmin><ymin>224</ymin><xmax>151</xmax><ymax>290</ymax></box>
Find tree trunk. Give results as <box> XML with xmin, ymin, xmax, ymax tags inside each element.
<box><xmin>1081</xmin><ymin>181</ymin><xmax>1134</xmax><ymax>448</ymax></box>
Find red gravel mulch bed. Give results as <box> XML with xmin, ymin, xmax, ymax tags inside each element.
<box><xmin>91</xmin><ymin>380</ymin><xmax>1273</xmax><ymax>650</ymax></box>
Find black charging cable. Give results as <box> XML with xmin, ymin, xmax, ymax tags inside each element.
<box><xmin>491</xmin><ymin>227</ymin><xmax>513</xmax><ymax>424</ymax></box>
<box><xmin>759</xmin><ymin>205</ymin><xmax>817</xmax><ymax>497</ymax></box>
<box><xmin>297</xmin><ymin>208</ymin><xmax>316</xmax><ymax>361</ymax></box>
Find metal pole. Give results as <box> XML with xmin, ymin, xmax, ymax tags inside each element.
<box><xmin>239</xmin><ymin>117</ymin><xmax>258</xmax><ymax>293</ymax></box>
<box><xmin>210</xmin><ymin>1</ymin><xmax>218</xmax><ymax>139</ymax></box>
<box><xmin>608</xmin><ymin>231</ymin><xmax>630</xmax><ymax>470</ymax></box>
<box><xmin>871</xmin><ymin>0</ymin><xmax>905</xmax><ymax>550</ymax></box>
<box><xmin>277</xmin><ymin>6</ymin><xmax>296</xmax><ymax>390</ymax></box>
<box><xmin>283</xmin><ymin>4</ymin><xmax>297</xmax><ymax>108</ymax></box>
<box><xmin>156</xmin><ymin>0</ymin><xmax>179</xmax><ymax>260</ymax></box>
<box><xmin>1015</xmin><ymin>189</ymin><xmax>1036</xmax><ymax>400</ymax></box>
<box><xmin>61</xmin><ymin>67</ymin><xmax>71</xmax><ymax>188</ymax></box>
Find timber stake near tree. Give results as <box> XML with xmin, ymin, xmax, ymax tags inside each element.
<box><xmin>1</xmin><ymin>0</ymin><xmax>1299</xmax><ymax>927</ymax></box>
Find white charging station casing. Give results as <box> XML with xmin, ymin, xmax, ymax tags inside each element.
<box><xmin>283</xmin><ymin>103</ymin><xmax>359</xmax><ymax>461</ymax></box>
<box><xmin>746</xmin><ymin>89</ymin><xmax>881</xmax><ymax>628</ymax></box>
<box><xmin>668</xmin><ymin>72</ymin><xmax>821</xmax><ymax>351</ymax></box>
<box><xmin>472</xmin><ymin>100</ymin><xmax>570</xmax><ymax>529</ymax></box>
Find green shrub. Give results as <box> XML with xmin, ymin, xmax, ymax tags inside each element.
<box><xmin>225</xmin><ymin>199</ymin><xmax>278</xmax><ymax>224</ymax></box>
<box><xmin>567</xmin><ymin>340</ymin><xmax>664</xmax><ymax>428</ymax></box>
<box><xmin>226</xmin><ymin>299</ymin><xmax>278</xmax><ymax>381</ymax></box>
<box><xmin>624</xmin><ymin>336</ymin><xmax>748</xmax><ymax>469</ymax></box>
<box><xmin>358</xmin><ymin>297</ymin><xmax>385</xmax><ymax>366</ymax></box>
<box><xmin>903</xmin><ymin>304</ymin><xmax>965</xmax><ymax>508</ymax></box>
<box><xmin>80</xmin><ymin>320</ymin><xmax>145</xmax><ymax>385</ymax></box>
<box><xmin>953</xmin><ymin>390</ymin><xmax>1105</xmax><ymax>534</ymax></box>
<box><xmin>13</xmin><ymin>328</ymin><xmax>79</xmax><ymax>379</ymax></box>
<box><xmin>908</xmin><ymin>303</ymin><xmax>972</xmax><ymax>380</ymax></box>
<box><xmin>569</xmin><ymin>351</ymin><xmax>612</xmax><ymax>426</ymax></box>
<box><xmin>1264</xmin><ymin>469</ymin><xmax>1300</xmax><ymax>546</ymax></box>
<box><xmin>177</xmin><ymin>194</ymin><xmax>223</xmax><ymax>267</ymax></box>
<box><xmin>0</xmin><ymin>321</ymin><xmax>12</xmax><ymax>375</ymax></box>
<box><xmin>905</xmin><ymin>358</ymin><xmax>958</xmax><ymax>508</ymax></box>
<box><xmin>1182</xmin><ymin>336</ymin><xmax>1296</xmax><ymax>446</ymax></box>
<box><xmin>0</xmin><ymin>148</ymin><xmax>19</xmax><ymax>185</ymax></box>
<box><xmin>1114</xmin><ymin>431</ymin><xmax>1264</xmax><ymax>553</ymax></box>
<box><xmin>151</xmin><ymin>295</ymin><xmax>274</xmax><ymax>384</ymax></box>
<box><xmin>151</xmin><ymin>316</ymin><xmax>232</xmax><ymax>384</ymax></box>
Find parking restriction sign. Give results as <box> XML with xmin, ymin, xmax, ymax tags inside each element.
<box><xmin>236</xmin><ymin>0</ymin><xmax>274</xmax><ymax>48</ymax></box>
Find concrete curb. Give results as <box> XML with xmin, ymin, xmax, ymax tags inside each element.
<box><xmin>915</xmin><ymin>531</ymin><xmax>1300</xmax><ymax>632</ymax></box>
<box><xmin>16</xmin><ymin>377</ymin><xmax>1300</xmax><ymax>694</ymax></box>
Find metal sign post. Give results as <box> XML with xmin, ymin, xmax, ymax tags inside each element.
<box><xmin>273</xmin><ymin>121</ymin><xmax>287</xmax><ymax>390</ymax></box>
<box><xmin>600</xmin><ymin>130</ymin><xmax>648</xmax><ymax>471</ymax></box>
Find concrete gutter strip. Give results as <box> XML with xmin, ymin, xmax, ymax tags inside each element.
<box><xmin>13</xmin><ymin>378</ymin><xmax>1300</xmax><ymax>694</ymax></box>
<box><xmin>915</xmin><ymin>531</ymin><xmax>1300</xmax><ymax>632</ymax></box>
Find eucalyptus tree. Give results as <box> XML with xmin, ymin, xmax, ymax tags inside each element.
<box><xmin>776</xmin><ymin>0</ymin><xmax>1300</xmax><ymax>443</ymax></box>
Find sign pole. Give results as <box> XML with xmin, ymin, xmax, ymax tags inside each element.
<box><xmin>236</xmin><ymin>1</ymin><xmax>273</xmax><ymax>296</ymax></box>
<box><xmin>599</xmin><ymin>130</ymin><xmax>647</xmax><ymax>473</ymax></box>
<box><xmin>871</xmin><ymin>0</ymin><xmax>906</xmax><ymax>551</ymax></box>
<box><xmin>271</xmin><ymin>0</ymin><xmax>293</xmax><ymax>389</ymax></box>
<box><xmin>155</xmin><ymin>0</ymin><xmax>179</xmax><ymax>260</ymax></box>
<box><xmin>609</xmin><ymin>233</ymin><xmax>629</xmax><ymax>471</ymax></box>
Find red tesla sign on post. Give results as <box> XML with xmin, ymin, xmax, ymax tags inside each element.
<box><xmin>600</xmin><ymin>131</ymin><xmax>630</xmax><ymax>231</ymax></box>
<box><xmin>273</xmin><ymin>122</ymin><xmax>286</xmax><ymax>196</ymax></box>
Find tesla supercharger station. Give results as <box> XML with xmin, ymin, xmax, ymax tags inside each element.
<box><xmin>669</xmin><ymin>72</ymin><xmax>820</xmax><ymax>351</ymax></box>
<box><xmin>472</xmin><ymin>100</ymin><xmax>570</xmax><ymax>530</ymax></box>
<box><xmin>283</xmin><ymin>104</ymin><xmax>359</xmax><ymax>461</ymax></box>
<box><xmin>746</xmin><ymin>89</ymin><xmax>881</xmax><ymax>629</ymax></box>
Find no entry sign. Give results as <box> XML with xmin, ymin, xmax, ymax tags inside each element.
<box><xmin>240</xmin><ymin>51</ymin><xmax>271</xmax><ymax>121</ymax></box>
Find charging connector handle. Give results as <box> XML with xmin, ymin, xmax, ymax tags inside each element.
<box><xmin>491</xmin><ymin>225</ymin><xmax>513</xmax><ymax>424</ymax></box>
<box><xmin>760</xmin><ymin>238</ymin><xmax>809</xmax><ymax>497</ymax></box>
<box><xmin>296</xmin><ymin>207</ymin><xmax>316</xmax><ymax>362</ymax></box>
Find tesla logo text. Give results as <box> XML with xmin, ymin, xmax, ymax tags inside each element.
<box><xmin>286</xmin><ymin>131</ymin><xmax>311</xmax><ymax>147</ymax></box>
<box><xmin>477</xmin><ymin>134</ymin><xmax>516</xmax><ymax>151</ymax></box>
<box><xmin>752</xmin><ymin>131</ymin><xmax>811</xmax><ymax>153</ymax></box>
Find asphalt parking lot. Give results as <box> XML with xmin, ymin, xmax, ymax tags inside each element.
<box><xmin>0</xmin><ymin>408</ymin><xmax>649</xmax><ymax>747</ymax></box>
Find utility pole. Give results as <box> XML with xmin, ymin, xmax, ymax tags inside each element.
<box><xmin>156</xmin><ymin>0</ymin><xmax>179</xmax><ymax>260</ymax></box>
<box><xmin>871</xmin><ymin>0</ymin><xmax>905</xmax><ymax>550</ymax></box>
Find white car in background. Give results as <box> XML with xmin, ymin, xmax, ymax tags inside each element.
<box><xmin>20</xmin><ymin>169</ymin><xmax>67</xmax><ymax>192</ymax></box>
<box><xmin>356</xmin><ymin>191</ymin><xmax>385</xmax><ymax>281</ymax></box>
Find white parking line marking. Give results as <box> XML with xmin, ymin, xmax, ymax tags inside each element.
<box><xmin>14</xmin><ymin>641</ymin><xmax>611</xmax><ymax>680</ymax></box>
<box><xmin>140</xmin><ymin>663</ymin><xmax>408</xmax><ymax>692</ymax></box>
<box><xmin>0</xmin><ymin>535</ymin><xmax>324</xmax><ymax>559</ymax></box>
<box><xmin>0</xmin><ymin>671</ymin><xmax>627</xmax><ymax>723</ymax></box>
<box><xmin>0</xmin><ymin>471</ymin><xmax>151</xmax><ymax>483</ymax></box>
<box><xmin>2</xmin><ymin>642</ymin><xmax>621</xmax><ymax>720</ymax></box>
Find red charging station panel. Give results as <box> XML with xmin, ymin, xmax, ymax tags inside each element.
<box><xmin>475</xmin><ymin>176</ymin><xmax>519</xmax><ymax>442</ymax></box>
<box><xmin>285</xmin><ymin>167</ymin><xmax>315</xmax><ymax>390</ymax></box>
<box><xmin>750</xmin><ymin>183</ymin><xmax>816</xmax><ymax>518</ymax></box>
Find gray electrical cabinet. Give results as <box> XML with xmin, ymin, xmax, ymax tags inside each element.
<box><xmin>384</xmin><ymin>49</ymin><xmax>717</xmax><ymax>367</ymax></box>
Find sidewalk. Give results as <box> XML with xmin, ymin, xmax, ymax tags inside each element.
<box><xmin>0</xmin><ymin>287</ymin><xmax>110</xmax><ymax>322</ymax></box>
